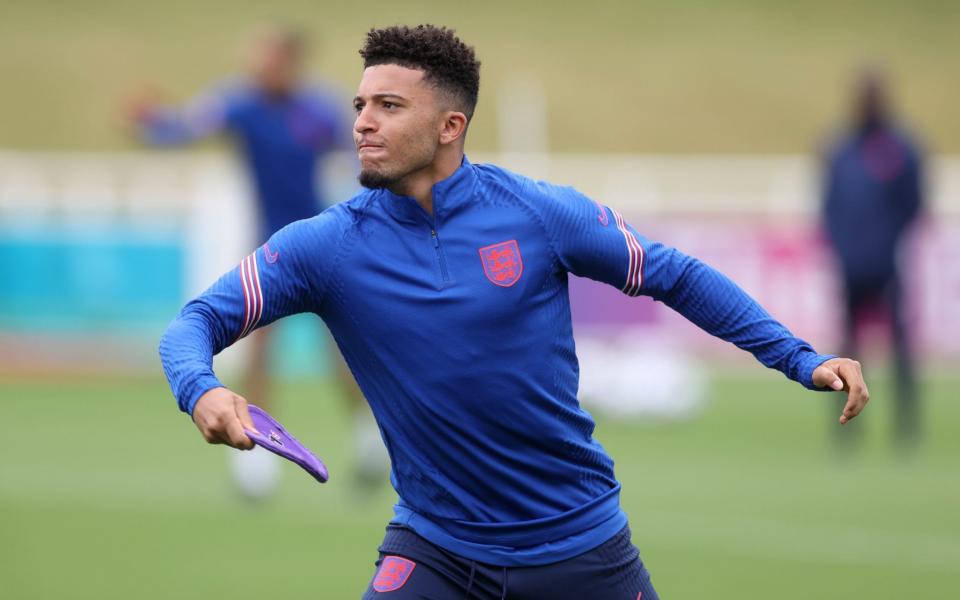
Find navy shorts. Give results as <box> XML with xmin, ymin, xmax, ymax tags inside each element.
<box><xmin>361</xmin><ymin>524</ymin><xmax>659</xmax><ymax>599</ymax></box>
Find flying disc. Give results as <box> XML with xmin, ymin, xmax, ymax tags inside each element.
<box><xmin>244</xmin><ymin>405</ymin><xmax>329</xmax><ymax>483</ymax></box>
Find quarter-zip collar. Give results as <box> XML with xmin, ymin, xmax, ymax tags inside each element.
<box><xmin>377</xmin><ymin>155</ymin><xmax>478</xmax><ymax>226</ymax></box>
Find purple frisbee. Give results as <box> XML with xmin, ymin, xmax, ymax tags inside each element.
<box><xmin>244</xmin><ymin>405</ymin><xmax>329</xmax><ymax>483</ymax></box>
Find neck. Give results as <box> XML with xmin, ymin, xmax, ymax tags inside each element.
<box><xmin>390</xmin><ymin>148</ymin><xmax>464</xmax><ymax>215</ymax></box>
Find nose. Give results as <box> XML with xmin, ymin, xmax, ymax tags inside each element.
<box><xmin>354</xmin><ymin>105</ymin><xmax>376</xmax><ymax>134</ymax></box>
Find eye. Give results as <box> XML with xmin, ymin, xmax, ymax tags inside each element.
<box><xmin>353</xmin><ymin>102</ymin><xmax>364</xmax><ymax>114</ymax></box>
<box><xmin>382</xmin><ymin>101</ymin><xmax>397</xmax><ymax>110</ymax></box>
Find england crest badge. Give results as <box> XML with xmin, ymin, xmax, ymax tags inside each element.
<box><xmin>479</xmin><ymin>240</ymin><xmax>523</xmax><ymax>287</ymax></box>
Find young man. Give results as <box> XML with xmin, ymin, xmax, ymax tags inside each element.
<box><xmin>160</xmin><ymin>25</ymin><xmax>869</xmax><ymax>599</ymax></box>
<box><xmin>131</xmin><ymin>27</ymin><xmax>386</xmax><ymax>497</ymax></box>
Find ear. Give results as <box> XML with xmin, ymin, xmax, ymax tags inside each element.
<box><xmin>438</xmin><ymin>111</ymin><xmax>468</xmax><ymax>146</ymax></box>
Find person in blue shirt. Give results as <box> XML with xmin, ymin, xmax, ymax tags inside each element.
<box><xmin>131</xmin><ymin>26</ymin><xmax>385</xmax><ymax>498</ymax></box>
<box><xmin>160</xmin><ymin>25</ymin><xmax>870</xmax><ymax>599</ymax></box>
<box><xmin>822</xmin><ymin>68</ymin><xmax>923</xmax><ymax>451</ymax></box>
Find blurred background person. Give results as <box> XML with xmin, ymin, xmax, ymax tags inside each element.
<box><xmin>125</xmin><ymin>25</ymin><xmax>387</xmax><ymax>498</ymax></box>
<box><xmin>821</xmin><ymin>67</ymin><xmax>924</xmax><ymax>451</ymax></box>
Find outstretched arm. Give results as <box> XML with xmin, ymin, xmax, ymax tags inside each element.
<box><xmin>655</xmin><ymin>255</ymin><xmax>870</xmax><ymax>423</ymax></box>
<box><xmin>535</xmin><ymin>182</ymin><xmax>870</xmax><ymax>424</ymax></box>
<box><xmin>159</xmin><ymin>216</ymin><xmax>339</xmax><ymax>448</ymax></box>
<box><xmin>126</xmin><ymin>85</ymin><xmax>231</xmax><ymax>145</ymax></box>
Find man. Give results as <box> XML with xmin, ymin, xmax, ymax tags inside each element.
<box><xmin>822</xmin><ymin>68</ymin><xmax>922</xmax><ymax>449</ymax></box>
<box><xmin>131</xmin><ymin>26</ymin><xmax>384</xmax><ymax>497</ymax></box>
<box><xmin>160</xmin><ymin>25</ymin><xmax>869</xmax><ymax>598</ymax></box>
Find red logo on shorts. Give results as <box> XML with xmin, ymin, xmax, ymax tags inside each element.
<box><xmin>373</xmin><ymin>556</ymin><xmax>416</xmax><ymax>592</ymax></box>
<box><xmin>479</xmin><ymin>240</ymin><xmax>523</xmax><ymax>287</ymax></box>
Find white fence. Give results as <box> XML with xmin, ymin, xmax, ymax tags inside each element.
<box><xmin>4</xmin><ymin>151</ymin><xmax>959</xmax><ymax>221</ymax></box>
<box><xmin>1</xmin><ymin>150</ymin><xmax>958</xmax><ymax>369</ymax></box>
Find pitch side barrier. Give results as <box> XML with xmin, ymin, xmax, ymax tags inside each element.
<box><xmin>0</xmin><ymin>151</ymin><xmax>957</xmax><ymax>375</ymax></box>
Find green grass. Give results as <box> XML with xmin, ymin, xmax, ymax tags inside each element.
<box><xmin>1</xmin><ymin>370</ymin><xmax>958</xmax><ymax>599</ymax></box>
<box><xmin>1</xmin><ymin>0</ymin><xmax>958</xmax><ymax>152</ymax></box>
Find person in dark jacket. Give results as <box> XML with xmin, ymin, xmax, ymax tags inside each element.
<box><xmin>822</xmin><ymin>68</ymin><xmax>923</xmax><ymax>449</ymax></box>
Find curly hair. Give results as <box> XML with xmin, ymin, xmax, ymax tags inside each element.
<box><xmin>359</xmin><ymin>24</ymin><xmax>480</xmax><ymax>120</ymax></box>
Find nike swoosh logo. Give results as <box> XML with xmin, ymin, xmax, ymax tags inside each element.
<box><xmin>263</xmin><ymin>243</ymin><xmax>279</xmax><ymax>264</ymax></box>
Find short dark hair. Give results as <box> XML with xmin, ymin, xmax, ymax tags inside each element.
<box><xmin>359</xmin><ymin>24</ymin><xmax>480</xmax><ymax>120</ymax></box>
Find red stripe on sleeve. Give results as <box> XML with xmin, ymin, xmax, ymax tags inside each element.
<box><xmin>613</xmin><ymin>209</ymin><xmax>643</xmax><ymax>296</ymax></box>
<box><xmin>237</xmin><ymin>256</ymin><xmax>253</xmax><ymax>341</ymax></box>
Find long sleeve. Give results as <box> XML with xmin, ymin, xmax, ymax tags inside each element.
<box><xmin>304</xmin><ymin>87</ymin><xmax>356</xmax><ymax>153</ymax></box>
<box><xmin>158</xmin><ymin>212</ymin><xmax>344</xmax><ymax>414</ymax></box>
<box><xmin>641</xmin><ymin>247</ymin><xmax>833</xmax><ymax>388</ymax></box>
<box><xmin>533</xmin><ymin>181</ymin><xmax>833</xmax><ymax>389</ymax></box>
<box><xmin>138</xmin><ymin>87</ymin><xmax>232</xmax><ymax>146</ymax></box>
<box><xmin>821</xmin><ymin>144</ymin><xmax>844</xmax><ymax>251</ymax></box>
<box><xmin>897</xmin><ymin>140</ymin><xmax>924</xmax><ymax>234</ymax></box>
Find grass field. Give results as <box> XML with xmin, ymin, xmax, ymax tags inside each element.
<box><xmin>1</xmin><ymin>370</ymin><xmax>958</xmax><ymax>599</ymax></box>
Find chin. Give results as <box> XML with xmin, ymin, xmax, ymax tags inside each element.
<box><xmin>358</xmin><ymin>168</ymin><xmax>398</xmax><ymax>190</ymax></box>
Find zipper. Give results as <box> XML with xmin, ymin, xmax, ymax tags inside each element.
<box><xmin>431</xmin><ymin>229</ymin><xmax>450</xmax><ymax>284</ymax></box>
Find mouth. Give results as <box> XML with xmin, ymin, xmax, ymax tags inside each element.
<box><xmin>359</xmin><ymin>144</ymin><xmax>384</xmax><ymax>153</ymax></box>
<box><xmin>357</xmin><ymin>145</ymin><xmax>386</xmax><ymax>162</ymax></box>
<box><xmin>357</xmin><ymin>140</ymin><xmax>385</xmax><ymax>151</ymax></box>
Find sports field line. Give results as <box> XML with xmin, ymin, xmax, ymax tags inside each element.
<box><xmin>2</xmin><ymin>463</ymin><xmax>958</xmax><ymax>575</ymax></box>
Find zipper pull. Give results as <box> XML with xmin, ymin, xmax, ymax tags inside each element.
<box><xmin>431</xmin><ymin>230</ymin><xmax>440</xmax><ymax>248</ymax></box>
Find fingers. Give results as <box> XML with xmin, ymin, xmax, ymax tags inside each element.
<box><xmin>813</xmin><ymin>358</ymin><xmax>871</xmax><ymax>425</ymax></box>
<box><xmin>192</xmin><ymin>388</ymin><xmax>255</xmax><ymax>450</ymax></box>
<box><xmin>235</xmin><ymin>396</ymin><xmax>259</xmax><ymax>435</ymax></box>
<box><xmin>836</xmin><ymin>360</ymin><xmax>870</xmax><ymax>425</ymax></box>
<box><xmin>224</xmin><ymin>414</ymin><xmax>255</xmax><ymax>450</ymax></box>
<box><xmin>812</xmin><ymin>365</ymin><xmax>844</xmax><ymax>391</ymax></box>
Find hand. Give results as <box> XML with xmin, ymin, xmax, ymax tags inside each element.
<box><xmin>121</xmin><ymin>84</ymin><xmax>164</xmax><ymax>126</ymax></box>
<box><xmin>191</xmin><ymin>387</ymin><xmax>258</xmax><ymax>450</ymax></box>
<box><xmin>812</xmin><ymin>358</ymin><xmax>870</xmax><ymax>425</ymax></box>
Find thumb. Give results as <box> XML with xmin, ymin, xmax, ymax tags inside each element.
<box><xmin>812</xmin><ymin>364</ymin><xmax>844</xmax><ymax>391</ymax></box>
<box><xmin>234</xmin><ymin>396</ymin><xmax>259</xmax><ymax>434</ymax></box>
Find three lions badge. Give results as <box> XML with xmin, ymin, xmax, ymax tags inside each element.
<box><xmin>372</xmin><ymin>556</ymin><xmax>416</xmax><ymax>592</ymax></box>
<box><xmin>479</xmin><ymin>240</ymin><xmax>523</xmax><ymax>287</ymax></box>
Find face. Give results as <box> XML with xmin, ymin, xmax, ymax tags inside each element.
<box><xmin>248</xmin><ymin>35</ymin><xmax>300</xmax><ymax>96</ymax></box>
<box><xmin>854</xmin><ymin>72</ymin><xmax>888</xmax><ymax>129</ymax></box>
<box><xmin>353</xmin><ymin>64</ymin><xmax>447</xmax><ymax>190</ymax></box>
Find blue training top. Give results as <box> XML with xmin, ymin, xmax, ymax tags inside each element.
<box><xmin>159</xmin><ymin>157</ymin><xmax>832</xmax><ymax>566</ymax></box>
<box><xmin>139</xmin><ymin>79</ymin><xmax>350</xmax><ymax>240</ymax></box>
<box><xmin>823</xmin><ymin>125</ymin><xmax>923</xmax><ymax>286</ymax></box>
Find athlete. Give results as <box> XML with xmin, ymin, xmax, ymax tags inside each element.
<box><xmin>131</xmin><ymin>26</ymin><xmax>387</xmax><ymax>496</ymax></box>
<box><xmin>160</xmin><ymin>25</ymin><xmax>870</xmax><ymax>598</ymax></box>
